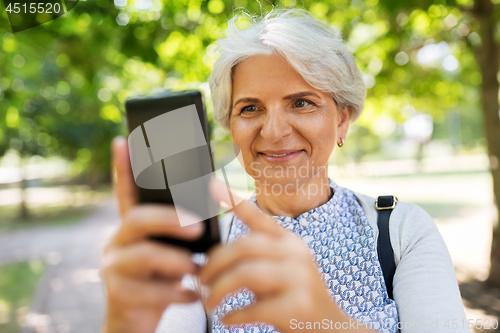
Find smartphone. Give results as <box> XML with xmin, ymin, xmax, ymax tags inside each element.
<box><xmin>125</xmin><ymin>89</ymin><xmax>220</xmax><ymax>253</ymax></box>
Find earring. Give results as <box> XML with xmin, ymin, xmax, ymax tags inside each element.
<box><xmin>337</xmin><ymin>137</ymin><xmax>344</xmax><ymax>148</ymax></box>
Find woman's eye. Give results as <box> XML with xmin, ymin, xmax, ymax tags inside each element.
<box><xmin>241</xmin><ymin>105</ymin><xmax>258</xmax><ymax>114</ymax></box>
<box><xmin>294</xmin><ymin>99</ymin><xmax>313</xmax><ymax>108</ymax></box>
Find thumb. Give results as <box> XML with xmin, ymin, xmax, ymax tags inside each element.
<box><xmin>111</xmin><ymin>136</ymin><xmax>138</xmax><ymax>218</ymax></box>
<box><xmin>209</xmin><ymin>178</ymin><xmax>284</xmax><ymax>237</ymax></box>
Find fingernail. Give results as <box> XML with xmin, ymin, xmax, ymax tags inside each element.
<box><xmin>185</xmin><ymin>222</ymin><xmax>203</xmax><ymax>232</ymax></box>
<box><xmin>216</xmin><ymin>179</ymin><xmax>230</xmax><ymax>195</ymax></box>
<box><xmin>177</xmin><ymin>209</ymin><xmax>204</xmax><ymax>228</ymax></box>
<box><xmin>209</xmin><ymin>178</ymin><xmax>231</xmax><ymax>204</ymax></box>
<box><xmin>112</xmin><ymin>136</ymin><xmax>126</xmax><ymax>146</ymax></box>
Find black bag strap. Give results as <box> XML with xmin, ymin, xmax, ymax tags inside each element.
<box><xmin>375</xmin><ymin>195</ymin><xmax>398</xmax><ymax>300</ymax></box>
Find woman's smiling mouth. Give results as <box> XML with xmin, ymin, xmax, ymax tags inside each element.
<box><xmin>258</xmin><ymin>150</ymin><xmax>304</xmax><ymax>162</ymax></box>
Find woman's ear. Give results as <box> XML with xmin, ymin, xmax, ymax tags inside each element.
<box><xmin>337</xmin><ymin>106</ymin><xmax>351</xmax><ymax>139</ymax></box>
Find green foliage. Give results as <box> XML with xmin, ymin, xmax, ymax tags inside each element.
<box><xmin>0</xmin><ymin>0</ymin><xmax>491</xmax><ymax>179</ymax></box>
<box><xmin>0</xmin><ymin>260</ymin><xmax>45</xmax><ymax>332</ymax></box>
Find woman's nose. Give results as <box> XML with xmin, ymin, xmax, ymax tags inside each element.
<box><xmin>259</xmin><ymin>108</ymin><xmax>293</xmax><ymax>143</ymax></box>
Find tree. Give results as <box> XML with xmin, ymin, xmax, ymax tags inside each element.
<box><xmin>374</xmin><ymin>0</ymin><xmax>500</xmax><ymax>288</ymax></box>
<box><xmin>1</xmin><ymin>0</ymin><xmax>498</xmax><ymax>287</ymax></box>
<box><xmin>464</xmin><ymin>0</ymin><xmax>500</xmax><ymax>288</ymax></box>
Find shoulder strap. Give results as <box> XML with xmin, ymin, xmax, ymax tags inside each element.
<box><xmin>375</xmin><ymin>195</ymin><xmax>398</xmax><ymax>300</ymax></box>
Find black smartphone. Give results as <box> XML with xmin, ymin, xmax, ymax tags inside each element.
<box><xmin>124</xmin><ymin>89</ymin><xmax>220</xmax><ymax>253</ymax></box>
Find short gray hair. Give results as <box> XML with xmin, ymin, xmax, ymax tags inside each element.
<box><xmin>208</xmin><ymin>7</ymin><xmax>366</xmax><ymax>131</ymax></box>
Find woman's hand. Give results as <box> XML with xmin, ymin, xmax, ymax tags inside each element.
<box><xmin>100</xmin><ymin>136</ymin><xmax>204</xmax><ymax>333</ymax></box>
<box><xmin>200</xmin><ymin>180</ymin><xmax>372</xmax><ymax>333</ymax></box>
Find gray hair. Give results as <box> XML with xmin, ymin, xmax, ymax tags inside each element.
<box><xmin>208</xmin><ymin>7</ymin><xmax>367</xmax><ymax>131</ymax></box>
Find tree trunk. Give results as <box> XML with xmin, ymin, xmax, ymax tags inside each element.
<box><xmin>87</xmin><ymin>151</ymin><xmax>100</xmax><ymax>191</ymax></box>
<box><xmin>19</xmin><ymin>154</ymin><xmax>30</xmax><ymax>221</ymax></box>
<box><xmin>472</xmin><ymin>0</ymin><xmax>500</xmax><ymax>288</ymax></box>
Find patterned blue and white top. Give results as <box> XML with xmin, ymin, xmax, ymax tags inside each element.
<box><xmin>211</xmin><ymin>178</ymin><xmax>399</xmax><ymax>333</ymax></box>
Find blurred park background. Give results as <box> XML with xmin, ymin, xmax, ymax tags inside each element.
<box><xmin>0</xmin><ymin>0</ymin><xmax>500</xmax><ymax>332</ymax></box>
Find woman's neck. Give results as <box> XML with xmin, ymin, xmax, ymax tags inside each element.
<box><xmin>254</xmin><ymin>173</ymin><xmax>333</xmax><ymax>219</ymax></box>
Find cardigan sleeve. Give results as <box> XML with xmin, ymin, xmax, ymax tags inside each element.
<box><xmin>390</xmin><ymin>201</ymin><xmax>471</xmax><ymax>333</ymax></box>
<box><xmin>154</xmin><ymin>275</ymin><xmax>207</xmax><ymax>333</ymax></box>
<box><xmin>353</xmin><ymin>192</ymin><xmax>470</xmax><ymax>333</ymax></box>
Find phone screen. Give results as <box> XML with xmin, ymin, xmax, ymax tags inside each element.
<box><xmin>125</xmin><ymin>89</ymin><xmax>220</xmax><ymax>252</ymax></box>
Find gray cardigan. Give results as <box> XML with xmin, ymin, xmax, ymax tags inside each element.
<box><xmin>155</xmin><ymin>191</ymin><xmax>470</xmax><ymax>333</ymax></box>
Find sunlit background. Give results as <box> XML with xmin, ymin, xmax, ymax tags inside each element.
<box><xmin>0</xmin><ymin>0</ymin><xmax>499</xmax><ymax>332</ymax></box>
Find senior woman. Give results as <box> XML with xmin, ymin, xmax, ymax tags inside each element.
<box><xmin>101</xmin><ymin>8</ymin><xmax>470</xmax><ymax>333</ymax></box>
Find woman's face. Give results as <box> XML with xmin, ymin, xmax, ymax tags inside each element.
<box><xmin>230</xmin><ymin>53</ymin><xmax>350</xmax><ymax>189</ymax></box>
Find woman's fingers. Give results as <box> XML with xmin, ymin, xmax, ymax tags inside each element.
<box><xmin>106</xmin><ymin>274</ymin><xmax>200</xmax><ymax>309</ymax></box>
<box><xmin>112</xmin><ymin>136</ymin><xmax>138</xmax><ymax>219</ymax></box>
<box><xmin>200</xmin><ymin>232</ymin><xmax>284</xmax><ymax>285</ymax></box>
<box><xmin>103</xmin><ymin>241</ymin><xmax>200</xmax><ymax>279</ymax></box>
<box><xmin>209</xmin><ymin>178</ymin><xmax>284</xmax><ymax>237</ymax></box>
<box><xmin>111</xmin><ymin>204</ymin><xmax>204</xmax><ymax>246</ymax></box>
<box><xmin>105</xmin><ymin>137</ymin><xmax>209</xmax><ymax>332</ymax></box>
<box><xmin>205</xmin><ymin>260</ymin><xmax>285</xmax><ymax>310</ymax></box>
